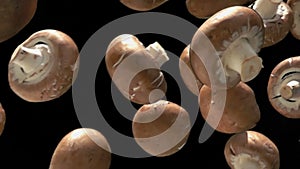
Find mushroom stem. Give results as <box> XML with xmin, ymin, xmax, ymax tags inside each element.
<box><xmin>252</xmin><ymin>0</ymin><xmax>282</xmax><ymax>19</ymax></box>
<box><xmin>223</xmin><ymin>38</ymin><xmax>263</xmax><ymax>82</ymax></box>
<box><xmin>146</xmin><ymin>42</ymin><xmax>169</xmax><ymax>67</ymax></box>
<box><xmin>280</xmin><ymin>80</ymin><xmax>300</xmax><ymax>99</ymax></box>
<box><xmin>231</xmin><ymin>153</ymin><xmax>266</xmax><ymax>169</ymax></box>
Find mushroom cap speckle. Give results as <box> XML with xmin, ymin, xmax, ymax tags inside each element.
<box><xmin>120</xmin><ymin>0</ymin><xmax>168</xmax><ymax>11</ymax></box>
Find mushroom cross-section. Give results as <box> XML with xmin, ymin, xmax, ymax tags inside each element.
<box><xmin>8</xmin><ymin>29</ymin><xmax>80</xmax><ymax>102</ymax></box>
<box><xmin>190</xmin><ymin>6</ymin><xmax>265</xmax><ymax>89</ymax></box>
<box><xmin>267</xmin><ymin>56</ymin><xmax>300</xmax><ymax>118</ymax></box>
<box><xmin>120</xmin><ymin>0</ymin><xmax>168</xmax><ymax>11</ymax></box>
<box><xmin>287</xmin><ymin>0</ymin><xmax>300</xmax><ymax>40</ymax></box>
<box><xmin>0</xmin><ymin>103</ymin><xmax>6</xmax><ymax>136</ymax></box>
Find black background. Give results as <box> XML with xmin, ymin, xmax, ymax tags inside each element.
<box><xmin>0</xmin><ymin>0</ymin><xmax>299</xmax><ymax>168</ymax></box>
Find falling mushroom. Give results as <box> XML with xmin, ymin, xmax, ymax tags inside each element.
<box><xmin>287</xmin><ymin>0</ymin><xmax>300</xmax><ymax>40</ymax></box>
<box><xmin>0</xmin><ymin>103</ymin><xmax>6</xmax><ymax>136</ymax></box>
<box><xmin>224</xmin><ymin>130</ymin><xmax>280</xmax><ymax>169</ymax></box>
<box><xmin>8</xmin><ymin>29</ymin><xmax>80</xmax><ymax>102</ymax></box>
<box><xmin>267</xmin><ymin>56</ymin><xmax>300</xmax><ymax>118</ymax></box>
<box><xmin>120</xmin><ymin>0</ymin><xmax>168</xmax><ymax>11</ymax></box>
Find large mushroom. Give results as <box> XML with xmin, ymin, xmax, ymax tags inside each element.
<box><xmin>8</xmin><ymin>29</ymin><xmax>80</xmax><ymax>102</ymax></box>
<box><xmin>120</xmin><ymin>0</ymin><xmax>168</xmax><ymax>11</ymax></box>
<box><xmin>224</xmin><ymin>130</ymin><xmax>280</xmax><ymax>169</ymax></box>
<box><xmin>190</xmin><ymin>6</ymin><xmax>265</xmax><ymax>89</ymax></box>
<box><xmin>287</xmin><ymin>0</ymin><xmax>300</xmax><ymax>40</ymax></box>
<box><xmin>0</xmin><ymin>103</ymin><xmax>6</xmax><ymax>136</ymax></box>
<box><xmin>250</xmin><ymin>0</ymin><xmax>294</xmax><ymax>47</ymax></box>
<box><xmin>105</xmin><ymin>34</ymin><xmax>168</xmax><ymax>104</ymax></box>
<box><xmin>267</xmin><ymin>56</ymin><xmax>300</xmax><ymax>118</ymax></box>
<box><xmin>199</xmin><ymin>82</ymin><xmax>261</xmax><ymax>134</ymax></box>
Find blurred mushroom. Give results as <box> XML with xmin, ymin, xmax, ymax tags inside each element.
<box><xmin>186</xmin><ymin>0</ymin><xmax>255</xmax><ymax>19</ymax></box>
<box><xmin>0</xmin><ymin>103</ymin><xmax>6</xmax><ymax>136</ymax></box>
<box><xmin>8</xmin><ymin>29</ymin><xmax>80</xmax><ymax>102</ymax></box>
<box><xmin>250</xmin><ymin>0</ymin><xmax>294</xmax><ymax>47</ymax></box>
<box><xmin>190</xmin><ymin>6</ymin><xmax>264</xmax><ymax>89</ymax></box>
<box><xmin>132</xmin><ymin>100</ymin><xmax>191</xmax><ymax>157</ymax></box>
<box><xmin>179</xmin><ymin>45</ymin><xmax>203</xmax><ymax>96</ymax></box>
<box><xmin>199</xmin><ymin>82</ymin><xmax>261</xmax><ymax>134</ymax></box>
<box><xmin>105</xmin><ymin>34</ymin><xmax>168</xmax><ymax>104</ymax></box>
<box><xmin>49</xmin><ymin>128</ymin><xmax>111</xmax><ymax>169</ymax></box>
<box><xmin>224</xmin><ymin>130</ymin><xmax>280</xmax><ymax>169</ymax></box>
<box><xmin>120</xmin><ymin>0</ymin><xmax>168</xmax><ymax>11</ymax></box>
<box><xmin>287</xmin><ymin>0</ymin><xmax>300</xmax><ymax>40</ymax></box>
<box><xmin>0</xmin><ymin>0</ymin><xmax>37</xmax><ymax>42</ymax></box>
<box><xmin>267</xmin><ymin>56</ymin><xmax>300</xmax><ymax>118</ymax></box>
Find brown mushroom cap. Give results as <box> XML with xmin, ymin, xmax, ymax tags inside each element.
<box><xmin>0</xmin><ymin>103</ymin><xmax>6</xmax><ymax>136</ymax></box>
<box><xmin>0</xmin><ymin>0</ymin><xmax>37</xmax><ymax>42</ymax></box>
<box><xmin>224</xmin><ymin>130</ymin><xmax>280</xmax><ymax>169</ymax></box>
<box><xmin>49</xmin><ymin>128</ymin><xmax>111</xmax><ymax>169</ymax></box>
<box><xmin>199</xmin><ymin>82</ymin><xmax>260</xmax><ymax>134</ymax></box>
<box><xmin>287</xmin><ymin>0</ymin><xmax>300</xmax><ymax>40</ymax></box>
<box><xmin>105</xmin><ymin>34</ymin><xmax>168</xmax><ymax>104</ymax></box>
<box><xmin>267</xmin><ymin>56</ymin><xmax>300</xmax><ymax>118</ymax></box>
<box><xmin>120</xmin><ymin>0</ymin><xmax>168</xmax><ymax>11</ymax></box>
<box><xmin>132</xmin><ymin>100</ymin><xmax>191</xmax><ymax>157</ymax></box>
<box><xmin>190</xmin><ymin>6</ymin><xmax>264</xmax><ymax>89</ymax></box>
<box><xmin>186</xmin><ymin>0</ymin><xmax>255</xmax><ymax>19</ymax></box>
<box><xmin>8</xmin><ymin>29</ymin><xmax>79</xmax><ymax>102</ymax></box>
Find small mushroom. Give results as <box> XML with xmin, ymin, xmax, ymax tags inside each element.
<box><xmin>287</xmin><ymin>0</ymin><xmax>300</xmax><ymax>40</ymax></box>
<box><xmin>224</xmin><ymin>130</ymin><xmax>280</xmax><ymax>169</ymax></box>
<box><xmin>190</xmin><ymin>6</ymin><xmax>264</xmax><ymax>89</ymax></box>
<box><xmin>0</xmin><ymin>103</ymin><xmax>6</xmax><ymax>136</ymax></box>
<box><xmin>49</xmin><ymin>128</ymin><xmax>111</xmax><ymax>169</ymax></box>
<box><xmin>8</xmin><ymin>29</ymin><xmax>80</xmax><ymax>102</ymax></box>
<box><xmin>179</xmin><ymin>45</ymin><xmax>203</xmax><ymax>96</ymax></box>
<box><xmin>199</xmin><ymin>82</ymin><xmax>261</xmax><ymax>134</ymax></box>
<box><xmin>267</xmin><ymin>56</ymin><xmax>300</xmax><ymax>118</ymax></box>
<box><xmin>120</xmin><ymin>0</ymin><xmax>168</xmax><ymax>11</ymax></box>
<box><xmin>0</xmin><ymin>0</ymin><xmax>37</xmax><ymax>42</ymax></box>
<box><xmin>186</xmin><ymin>0</ymin><xmax>255</xmax><ymax>19</ymax></box>
<box><xmin>250</xmin><ymin>0</ymin><xmax>294</xmax><ymax>47</ymax></box>
<box><xmin>132</xmin><ymin>100</ymin><xmax>191</xmax><ymax>157</ymax></box>
<box><xmin>105</xmin><ymin>34</ymin><xmax>168</xmax><ymax>104</ymax></box>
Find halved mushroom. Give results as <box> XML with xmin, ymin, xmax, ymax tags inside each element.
<box><xmin>250</xmin><ymin>0</ymin><xmax>294</xmax><ymax>47</ymax></box>
<box><xmin>199</xmin><ymin>82</ymin><xmax>261</xmax><ymax>134</ymax></box>
<box><xmin>267</xmin><ymin>56</ymin><xmax>300</xmax><ymax>118</ymax></box>
<box><xmin>0</xmin><ymin>103</ymin><xmax>6</xmax><ymax>136</ymax></box>
<box><xmin>105</xmin><ymin>34</ymin><xmax>168</xmax><ymax>104</ymax></box>
<box><xmin>287</xmin><ymin>0</ymin><xmax>300</xmax><ymax>40</ymax></box>
<box><xmin>224</xmin><ymin>130</ymin><xmax>280</xmax><ymax>169</ymax></box>
<box><xmin>120</xmin><ymin>0</ymin><xmax>168</xmax><ymax>11</ymax></box>
<box><xmin>49</xmin><ymin>128</ymin><xmax>111</xmax><ymax>169</ymax></box>
<box><xmin>8</xmin><ymin>29</ymin><xmax>80</xmax><ymax>102</ymax></box>
<box><xmin>132</xmin><ymin>100</ymin><xmax>191</xmax><ymax>157</ymax></box>
<box><xmin>0</xmin><ymin>0</ymin><xmax>37</xmax><ymax>42</ymax></box>
<box><xmin>190</xmin><ymin>6</ymin><xmax>264</xmax><ymax>89</ymax></box>
<box><xmin>186</xmin><ymin>0</ymin><xmax>255</xmax><ymax>19</ymax></box>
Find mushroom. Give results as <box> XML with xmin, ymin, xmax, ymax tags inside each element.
<box><xmin>190</xmin><ymin>6</ymin><xmax>264</xmax><ymax>89</ymax></box>
<box><xmin>287</xmin><ymin>0</ymin><xmax>300</xmax><ymax>40</ymax></box>
<box><xmin>120</xmin><ymin>0</ymin><xmax>168</xmax><ymax>11</ymax></box>
<box><xmin>0</xmin><ymin>103</ymin><xmax>6</xmax><ymax>136</ymax></box>
<box><xmin>49</xmin><ymin>128</ymin><xmax>111</xmax><ymax>169</ymax></box>
<box><xmin>224</xmin><ymin>130</ymin><xmax>280</xmax><ymax>169</ymax></box>
<box><xmin>186</xmin><ymin>0</ymin><xmax>255</xmax><ymax>19</ymax></box>
<box><xmin>105</xmin><ymin>34</ymin><xmax>168</xmax><ymax>104</ymax></box>
<box><xmin>267</xmin><ymin>56</ymin><xmax>300</xmax><ymax>118</ymax></box>
<box><xmin>199</xmin><ymin>82</ymin><xmax>261</xmax><ymax>134</ymax></box>
<box><xmin>250</xmin><ymin>0</ymin><xmax>294</xmax><ymax>47</ymax></box>
<box><xmin>0</xmin><ymin>0</ymin><xmax>37</xmax><ymax>42</ymax></box>
<box><xmin>179</xmin><ymin>45</ymin><xmax>203</xmax><ymax>96</ymax></box>
<box><xmin>8</xmin><ymin>29</ymin><xmax>80</xmax><ymax>102</ymax></box>
<box><xmin>132</xmin><ymin>100</ymin><xmax>191</xmax><ymax>157</ymax></box>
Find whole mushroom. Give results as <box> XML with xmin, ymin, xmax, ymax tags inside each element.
<box><xmin>120</xmin><ymin>0</ymin><xmax>168</xmax><ymax>11</ymax></box>
<box><xmin>224</xmin><ymin>130</ymin><xmax>280</xmax><ymax>169</ymax></box>
<box><xmin>287</xmin><ymin>0</ymin><xmax>300</xmax><ymax>40</ymax></box>
<box><xmin>0</xmin><ymin>103</ymin><xmax>6</xmax><ymax>136</ymax></box>
<box><xmin>8</xmin><ymin>29</ymin><xmax>80</xmax><ymax>102</ymax></box>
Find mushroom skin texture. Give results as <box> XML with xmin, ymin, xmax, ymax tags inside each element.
<box><xmin>49</xmin><ymin>128</ymin><xmax>111</xmax><ymax>169</ymax></box>
<box><xmin>224</xmin><ymin>130</ymin><xmax>280</xmax><ymax>169</ymax></box>
<box><xmin>105</xmin><ymin>34</ymin><xmax>168</xmax><ymax>104</ymax></box>
<box><xmin>8</xmin><ymin>29</ymin><xmax>80</xmax><ymax>102</ymax></box>
<box><xmin>0</xmin><ymin>0</ymin><xmax>37</xmax><ymax>43</ymax></box>
<box><xmin>0</xmin><ymin>103</ymin><xmax>6</xmax><ymax>136</ymax></box>
<box><xmin>287</xmin><ymin>0</ymin><xmax>300</xmax><ymax>40</ymax></box>
<box><xmin>190</xmin><ymin>6</ymin><xmax>264</xmax><ymax>89</ymax></box>
<box><xmin>199</xmin><ymin>82</ymin><xmax>260</xmax><ymax>134</ymax></box>
<box><xmin>250</xmin><ymin>0</ymin><xmax>294</xmax><ymax>47</ymax></box>
<box><xmin>267</xmin><ymin>56</ymin><xmax>300</xmax><ymax>118</ymax></box>
<box><xmin>179</xmin><ymin>45</ymin><xmax>203</xmax><ymax>96</ymax></box>
<box><xmin>120</xmin><ymin>0</ymin><xmax>168</xmax><ymax>11</ymax></box>
<box><xmin>132</xmin><ymin>100</ymin><xmax>191</xmax><ymax>157</ymax></box>
<box><xmin>186</xmin><ymin>0</ymin><xmax>255</xmax><ymax>19</ymax></box>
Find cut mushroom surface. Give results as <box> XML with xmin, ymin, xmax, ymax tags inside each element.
<box><xmin>0</xmin><ymin>103</ymin><xmax>6</xmax><ymax>136</ymax></box>
<box><xmin>268</xmin><ymin>56</ymin><xmax>300</xmax><ymax>118</ymax></box>
<box><xmin>120</xmin><ymin>0</ymin><xmax>168</xmax><ymax>11</ymax></box>
<box><xmin>8</xmin><ymin>29</ymin><xmax>80</xmax><ymax>102</ymax></box>
<box><xmin>287</xmin><ymin>0</ymin><xmax>300</xmax><ymax>40</ymax></box>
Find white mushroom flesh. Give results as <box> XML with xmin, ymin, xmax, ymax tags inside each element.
<box><xmin>231</xmin><ymin>153</ymin><xmax>266</xmax><ymax>169</ymax></box>
<box><xmin>145</xmin><ymin>41</ymin><xmax>169</xmax><ymax>67</ymax></box>
<box><xmin>252</xmin><ymin>0</ymin><xmax>282</xmax><ymax>19</ymax></box>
